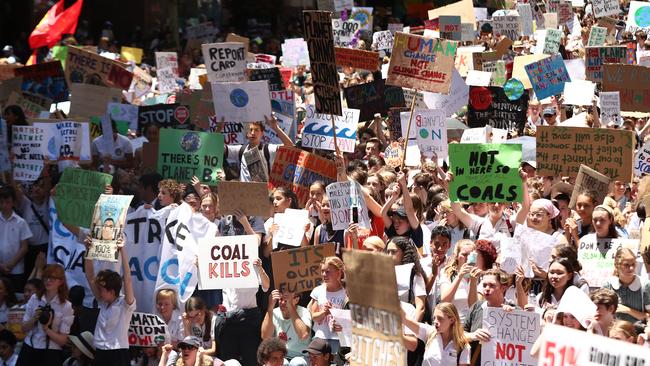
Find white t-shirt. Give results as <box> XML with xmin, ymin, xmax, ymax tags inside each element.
<box><xmin>395</xmin><ymin>263</ymin><xmax>427</xmax><ymax>303</ymax></box>
<box><xmin>181</xmin><ymin>314</ymin><xmax>217</xmax><ymax>349</ymax></box>
<box><xmin>91</xmin><ymin>134</ymin><xmax>134</xmax><ymax>160</ymax></box>
<box><xmin>438</xmin><ymin>271</ymin><xmax>471</xmax><ymax>324</ymax></box>
<box><xmin>417</xmin><ymin>326</ymin><xmax>470</xmax><ymax>366</ymax></box>
<box><xmin>222</xmin><ymin>266</ymin><xmax>268</xmax><ymax>311</ymax></box>
<box><xmin>309</xmin><ymin>285</ymin><xmax>346</xmax><ymax>340</ymax></box>
<box><xmin>19</xmin><ymin>196</ymin><xmax>49</xmax><ymax>246</ymax></box>
<box><xmin>468</xmin><ymin>214</ymin><xmax>516</xmax><ymax>242</ymax></box>
<box><xmin>157</xmin><ymin>309</ymin><xmax>183</xmax><ymax>344</ymax></box>
<box><xmin>226</xmin><ymin>143</ymin><xmax>279</xmax><ymax>182</ymax></box>
<box><xmin>22</xmin><ymin>294</ymin><xmax>74</xmax><ymax>350</ymax></box>
<box><xmin>272</xmin><ymin>306</ymin><xmax>312</xmax><ymax>359</ymax></box>
<box><xmin>0</xmin><ymin>211</ymin><xmax>32</xmax><ymax>274</ymax></box>
<box><xmin>94</xmin><ymin>296</ymin><xmax>136</xmax><ymax>350</ymax></box>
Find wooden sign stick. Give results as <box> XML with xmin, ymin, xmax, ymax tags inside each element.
<box><xmin>400</xmin><ymin>89</ymin><xmax>419</xmax><ymax>169</ymax></box>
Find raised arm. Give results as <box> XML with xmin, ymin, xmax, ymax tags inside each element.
<box><xmin>83</xmin><ymin>236</ymin><xmax>101</xmax><ymax>300</ymax></box>
<box><xmin>119</xmin><ymin>237</ymin><xmax>135</xmax><ymax>306</ymax></box>
<box><xmin>398</xmin><ymin>173</ymin><xmax>419</xmax><ymax>230</ymax></box>
<box><xmin>265</xmin><ymin>114</ymin><xmax>294</xmax><ymax>147</ymax></box>
<box><xmin>515</xmin><ymin>169</ymin><xmax>531</xmax><ymax>225</ymax></box>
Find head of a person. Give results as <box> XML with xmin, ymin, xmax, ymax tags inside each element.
<box><xmin>362</xmin><ymin>236</ymin><xmax>386</xmax><ymax>252</ymax></box>
<box><xmin>272</xmin><ymin>187</ymin><xmax>299</xmax><ymax>214</ymax></box>
<box><xmin>365</xmin><ymin>173</ymin><xmax>386</xmax><ymax>198</ymax></box>
<box><xmin>613</xmin><ymin>180</ymin><xmax>627</xmax><ymax>197</ymax></box>
<box><xmin>550</xmin><ymin>244</ymin><xmax>582</xmax><ymax>272</ymax></box>
<box><xmin>42</xmin><ymin>264</ymin><xmax>68</xmax><ymax>303</ymax></box>
<box><xmin>543</xmin><ymin>107</ymin><xmax>557</xmax><ymax>124</ymax></box>
<box><xmin>609</xmin><ymin>320</ymin><xmax>637</xmax><ymax>343</ymax></box>
<box><xmin>487</xmin><ymin>202</ymin><xmax>507</xmax><ymax>219</ymax></box>
<box><xmin>184</xmin><ymin>296</ymin><xmax>212</xmax><ymax>342</ymax></box>
<box><xmin>613</xmin><ymin>247</ymin><xmax>637</xmax><ymax>282</ymax></box>
<box><xmin>321</xmin><ymin>256</ymin><xmax>344</xmax><ymax>288</ymax></box>
<box><xmin>561</xmin><ymin>312</ymin><xmax>584</xmax><ymax>330</ymax></box>
<box><xmin>575</xmin><ymin>191</ymin><xmax>598</xmax><ymax>222</ymax></box>
<box><xmin>302</xmin><ymin>338</ymin><xmax>332</xmax><ymax>366</ymax></box>
<box><xmin>474</xmin><ymin>239</ymin><xmax>498</xmax><ymax>271</ymax></box>
<box><xmin>388</xmin><ymin>205</ymin><xmax>410</xmax><ymax>235</ymax></box>
<box><xmin>156</xmin><ymin>289</ymin><xmax>178</xmax><ymax>319</ymax></box>
<box><xmin>431</xmin><ymin>303</ymin><xmax>466</xmax><ymax>349</ymax></box>
<box><xmin>183</xmin><ymin>188</ymin><xmax>201</xmax><ymax>212</ymax></box>
<box><xmin>278</xmin><ymin>292</ymin><xmax>301</xmax><ymax>318</ymax></box>
<box><xmin>553</xmin><ymin>193</ymin><xmax>571</xmax><ymax>222</ymax></box>
<box><xmin>24</xmin><ymin>278</ymin><xmax>44</xmax><ymax>303</ymax></box>
<box><xmin>0</xmin><ymin>186</ymin><xmax>16</xmax><ymax>215</ymax></box>
<box><xmin>100</xmin><ymin>218</ymin><xmax>115</xmax><ymax>240</ymax></box>
<box><xmin>142</xmin><ymin>123</ymin><xmax>160</xmax><ymax>144</ymax></box>
<box><xmin>257</xmin><ymin>337</ymin><xmax>287</xmax><ymax>366</ymax></box>
<box><xmin>542</xmin><ymin>258</ymin><xmax>577</xmax><ymax>305</ymax></box>
<box><xmin>481</xmin><ymin>269</ymin><xmax>508</xmax><ymax>305</ymax></box>
<box><xmin>590</xmin><ymin>288</ymin><xmax>618</xmax><ymax>326</ymax></box>
<box><xmin>247</xmin><ymin>121</ymin><xmax>265</xmax><ymax>146</ymax></box>
<box><xmin>541</xmin><ymin>305</ymin><xmax>558</xmax><ymax>326</ymax></box>
<box><xmin>430</xmin><ymin>226</ymin><xmax>451</xmax><ymax>260</ymax></box>
<box><xmin>446</xmin><ymin>239</ymin><xmax>476</xmax><ymax>278</ymax></box>
<box><xmin>528</xmin><ymin>198</ymin><xmax>560</xmax><ymax>232</ymax></box>
<box><xmin>138</xmin><ymin>173</ymin><xmax>162</xmax><ymax>203</ymax></box>
<box><xmin>358</xmin><ymin>127</ymin><xmax>376</xmax><ymax>145</ymax></box>
<box><xmin>0</xmin><ymin>329</ymin><xmax>16</xmax><ymax>360</ymax></box>
<box><xmin>367</xmin><ymin>155</ymin><xmax>386</xmax><ymax>173</ymax></box>
<box><xmin>95</xmin><ymin>269</ymin><xmax>122</xmax><ymax>302</ymax></box>
<box><xmin>385</xmin><ymin>236</ymin><xmax>418</xmax><ymax>266</ymax></box>
<box><xmin>157</xmin><ymin>179</ymin><xmax>181</xmax><ymax>207</ymax></box>
<box><xmin>177</xmin><ymin>336</ymin><xmax>202</xmax><ymax>364</ymax></box>
<box><xmin>68</xmin><ymin>331</ymin><xmax>95</xmax><ymax>361</ymax></box>
<box><xmin>309</xmin><ymin>181</ymin><xmax>326</xmax><ymax>204</ymax></box>
<box><xmin>28</xmin><ymin>177</ymin><xmax>49</xmax><ymax>203</ymax></box>
<box><xmin>365</xmin><ymin>137</ymin><xmax>382</xmax><ymax>157</ymax></box>
<box><xmin>2</xmin><ymin>105</ymin><xmax>27</xmax><ymax>126</ymax></box>
<box><xmin>592</xmin><ymin>205</ymin><xmax>618</xmax><ymax>238</ymax></box>
<box><xmin>200</xmin><ymin>192</ymin><xmax>219</xmax><ymax>221</ymax></box>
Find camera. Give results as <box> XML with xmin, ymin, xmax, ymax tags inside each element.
<box><xmin>38</xmin><ymin>304</ymin><xmax>54</xmax><ymax>325</ymax></box>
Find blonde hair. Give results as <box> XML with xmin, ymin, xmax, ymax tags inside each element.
<box><xmin>602</xmin><ymin>197</ymin><xmax>627</xmax><ymax>227</ymax></box>
<box><xmin>156</xmin><ymin>289</ymin><xmax>179</xmax><ymax>310</ymax></box>
<box><xmin>322</xmin><ymin>256</ymin><xmax>345</xmax><ymax>281</ymax></box>
<box><xmin>426</xmin><ymin>302</ymin><xmax>468</xmax><ymax>353</ymax></box>
<box><xmin>362</xmin><ymin>236</ymin><xmax>386</xmax><ymax>252</ymax></box>
<box><xmin>444</xmin><ymin>239</ymin><xmax>475</xmax><ymax>280</ymax></box>
<box><xmin>613</xmin><ymin>248</ymin><xmax>636</xmax><ymax>277</ymax></box>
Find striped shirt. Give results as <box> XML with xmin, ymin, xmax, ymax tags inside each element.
<box><xmin>603</xmin><ymin>275</ymin><xmax>650</xmax><ymax>323</ymax></box>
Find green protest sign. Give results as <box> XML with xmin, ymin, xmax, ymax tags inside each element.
<box><xmin>54</xmin><ymin>168</ymin><xmax>113</xmax><ymax>228</ymax></box>
<box><xmin>157</xmin><ymin>129</ymin><xmax>224</xmax><ymax>184</ymax></box>
<box><xmin>449</xmin><ymin>143</ymin><xmax>522</xmax><ymax>202</ymax></box>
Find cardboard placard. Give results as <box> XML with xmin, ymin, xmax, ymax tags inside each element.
<box><xmin>333</xmin><ymin>19</ymin><xmax>362</xmax><ymax>48</ymax></box>
<box><xmin>492</xmin><ymin>15</ymin><xmax>521</xmax><ymax>40</ymax></box>
<box><xmin>304</xmin><ymin>11</ymin><xmax>342</xmax><ymax>116</ymax></box>
<box><xmin>569</xmin><ymin>165</ymin><xmax>611</xmax><ymax>208</ymax></box>
<box><xmin>88</xmin><ymin>194</ymin><xmax>133</xmax><ymax>262</ymax></box>
<box><xmin>142</xmin><ymin>142</ymin><xmax>158</xmax><ymax>172</ymax></box>
<box><xmin>602</xmin><ymin>64</ymin><xmax>650</xmax><ymax>113</ymax></box>
<box><xmin>128</xmin><ymin>312</ymin><xmax>167</xmax><ymax>347</ymax></box>
<box><xmin>271</xmin><ymin>243</ymin><xmax>336</xmax><ymax>293</ymax></box>
<box><xmin>472</xmin><ymin>51</ymin><xmax>498</xmax><ymax>71</ymax></box>
<box><xmin>577</xmin><ymin>238</ymin><xmax>638</xmax><ymax>287</ymax></box>
<box><xmin>202</xmin><ymin>42</ymin><xmax>247</xmax><ymax>82</ymax></box>
<box><xmin>197</xmin><ymin>234</ymin><xmax>259</xmax><ymax>289</ymax></box>
<box><xmin>524</xmin><ymin>54</ymin><xmax>570</xmax><ymax>100</ymax></box>
<box><xmin>175</xmin><ymin>89</ymin><xmax>213</xmax><ymax>130</ymax></box>
<box><xmin>334</xmin><ymin>47</ymin><xmax>379</xmax><ymax>71</ymax></box>
<box><xmin>302</xmin><ymin>105</ymin><xmax>359</xmax><ymax>153</ymax></box>
<box><xmin>54</xmin><ymin>168</ymin><xmax>113</xmax><ymax>228</ymax></box>
<box><xmin>467</xmin><ymin>86</ymin><xmax>528</xmax><ymax>135</ymax></box>
<box><xmin>439</xmin><ymin>15</ymin><xmax>462</xmax><ymax>40</ymax></box>
<box><xmin>269</xmin><ymin>147</ymin><xmax>337</xmax><ymax>205</ymax></box>
<box><xmin>386</xmin><ymin>32</ymin><xmax>458</xmax><ymax>94</ymax></box>
<box><xmin>449</xmin><ymin>143</ymin><xmax>523</xmax><ymax>202</ymax></box>
<box><xmin>13</xmin><ymin>61</ymin><xmax>69</xmax><ymax>102</ymax></box>
<box><xmin>585</xmin><ymin>46</ymin><xmax>626</xmax><ymax>82</ymax></box>
<box><xmin>65</xmin><ymin>46</ymin><xmax>133</xmax><ymax>90</ymax></box>
<box><xmin>587</xmin><ymin>26</ymin><xmax>608</xmax><ymax>46</ymax></box>
<box><xmin>481</xmin><ymin>308</ymin><xmax>540</xmax><ymax>366</ymax></box>
<box><xmin>343</xmin><ymin>79</ymin><xmax>405</xmax><ymax>121</ymax></box>
<box><xmin>217</xmin><ymin>181</ymin><xmax>272</xmax><ymax>217</ymax></box>
<box><xmin>121</xmin><ymin>47</ymin><xmax>143</xmax><ymax>64</ymax></box>
<box><xmin>157</xmin><ymin>129</ymin><xmax>224</xmax><ymax>184</ymax></box>
<box><xmin>626</xmin><ymin>1</ymin><xmax>650</xmax><ymax>33</ymax></box>
<box><xmin>536</xmin><ymin>126</ymin><xmax>634</xmax><ymax>180</ymax></box>
<box><xmin>428</xmin><ymin>0</ymin><xmax>477</xmax><ymax>27</ymax></box>
<box><xmin>343</xmin><ymin>250</ymin><xmax>406</xmax><ymax>366</ymax></box>
<box><xmin>68</xmin><ymin>83</ymin><xmax>122</xmax><ymax>118</ymax></box>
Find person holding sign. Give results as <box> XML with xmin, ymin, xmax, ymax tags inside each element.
<box><xmin>401</xmin><ymin>302</ymin><xmax>470</xmax><ymax>366</ymax></box>
<box><xmin>603</xmin><ymin>248</ymin><xmax>650</xmax><ymax>323</ymax></box>
<box><xmin>382</xmin><ymin>172</ymin><xmax>424</xmax><ymax>249</ymax></box>
<box><xmin>261</xmin><ymin>290</ymin><xmax>311</xmax><ymax>365</ymax></box>
<box><xmin>312</xmin><ymin>196</ymin><xmax>345</xmax><ymax>255</ymax></box>
<box><xmin>387</xmin><ymin>236</ymin><xmax>428</xmax><ymax>322</ymax></box>
<box><xmin>564</xmin><ymin>191</ymin><xmax>598</xmax><ymax>247</ymax></box>
<box><xmin>526</xmin><ymin>199</ymin><xmax>567</xmax><ymax>243</ymax></box>
<box><xmin>308</xmin><ymin>257</ymin><xmax>346</xmax><ymax>355</ymax></box>
<box><xmin>17</xmin><ymin>264</ymin><xmax>74</xmax><ymax>366</ymax></box>
<box><xmin>91</xmin><ymin>119</ymin><xmax>134</xmax><ymax>172</ymax></box>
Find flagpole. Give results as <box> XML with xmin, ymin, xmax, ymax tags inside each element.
<box><xmin>401</xmin><ymin>89</ymin><xmax>418</xmax><ymax>170</ymax></box>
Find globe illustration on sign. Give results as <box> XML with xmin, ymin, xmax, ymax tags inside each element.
<box><xmin>180</xmin><ymin>132</ymin><xmax>201</xmax><ymax>152</ymax></box>
<box><xmin>504</xmin><ymin>79</ymin><xmax>525</xmax><ymax>101</ymax></box>
<box><xmin>636</xmin><ymin>6</ymin><xmax>650</xmax><ymax>27</ymax></box>
<box><xmin>47</xmin><ymin>137</ymin><xmax>57</xmax><ymax>156</ymax></box>
<box><xmin>230</xmin><ymin>88</ymin><xmax>249</xmax><ymax>108</ymax></box>
<box><xmin>419</xmin><ymin>129</ymin><xmax>429</xmax><ymax>139</ymax></box>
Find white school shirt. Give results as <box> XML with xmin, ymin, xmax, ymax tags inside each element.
<box><xmin>0</xmin><ymin>211</ymin><xmax>32</xmax><ymax>274</ymax></box>
<box><xmin>22</xmin><ymin>294</ymin><xmax>74</xmax><ymax>350</ymax></box>
<box><xmin>2</xmin><ymin>353</ymin><xmax>17</xmax><ymax>366</ymax></box>
<box><xmin>91</xmin><ymin>134</ymin><xmax>134</xmax><ymax>160</ymax></box>
<box><xmin>222</xmin><ymin>266</ymin><xmax>268</xmax><ymax>311</ymax></box>
<box><xmin>438</xmin><ymin>272</ymin><xmax>471</xmax><ymax>324</ymax></box>
<box><xmin>94</xmin><ymin>296</ymin><xmax>136</xmax><ymax>350</ymax></box>
<box><xmin>19</xmin><ymin>196</ymin><xmax>49</xmax><ymax>246</ymax></box>
<box><xmin>157</xmin><ymin>309</ymin><xmax>183</xmax><ymax>344</ymax></box>
<box><xmin>395</xmin><ymin>263</ymin><xmax>427</xmax><ymax>303</ymax></box>
<box><xmin>417</xmin><ymin>324</ymin><xmax>470</xmax><ymax>366</ymax></box>
<box><xmin>272</xmin><ymin>306</ymin><xmax>312</xmax><ymax>359</ymax></box>
<box><xmin>309</xmin><ymin>285</ymin><xmax>347</xmax><ymax>340</ymax></box>
<box><xmin>226</xmin><ymin>144</ymin><xmax>279</xmax><ymax>182</ymax></box>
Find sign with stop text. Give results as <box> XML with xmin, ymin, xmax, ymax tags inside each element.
<box><xmin>157</xmin><ymin>129</ymin><xmax>224</xmax><ymax>184</ymax></box>
<box><xmin>271</xmin><ymin>243</ymin><xmax>336</xmax><ymax>293</ymax></box>
<box><xmin>449</xmin><ymin>143</ymin><xmax>522</xmax><ymax>202</ymax></box>
<box><xmin>128</xmin><ymin>312</ymin><xmax>168</xmax><ymax>347</ymax></box>
<box><xmin>482</xmin><ymin>307</ymin><xmax>540</xmax><ymax>366</ymax></box>
<box><xmin>197</xmin><ymin>234</ymin><xmax>259</xmax><ymax>290</ymax></box>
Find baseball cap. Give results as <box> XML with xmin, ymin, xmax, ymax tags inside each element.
<box><xmin>178</xmin><ymin>336</ymin><xmax>202</xmax><ymax>349</ymax></box>
<box><xmin>543</xmin><ymin>108</ymin><xmax>556</xmax><ymax>116</ymax></box>
<box><xmin>303</xmin><ymin>338</ymin><xmax>332</xmax><ymax>355</ymax></box>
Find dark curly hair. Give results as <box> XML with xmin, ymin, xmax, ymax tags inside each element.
<box><xmin>474</xmin><ymin>239</ymin><xmax>497</xmax><ymax>270</ymax></box>
<box><xmin>257</xmin><ymin>337</ymin><xmax>287</xmax><ymax>365</ymax></box>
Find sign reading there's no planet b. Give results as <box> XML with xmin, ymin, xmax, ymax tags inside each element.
<box><xmin>211</xmin><ymin>81</ymin><xmax>272</xmax><ymax>123</ymax></box>
<box><xmin>201</xmin><ymin>42</ymin><xmax>247</xmax><ymax>82</ymax></box>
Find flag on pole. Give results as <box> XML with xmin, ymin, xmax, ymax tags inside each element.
<box><xmin>29</xmin><ymin>0</ymin><xmax>84</xmax><ymax>50</ymax></box>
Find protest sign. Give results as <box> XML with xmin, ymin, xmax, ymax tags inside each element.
<box><xmin>157</xmin><ymin>129</ymin><xmax>224</xmax><ymax>184</ymax></box>
<box><xmin>412</xmin><ymin>109</ymin><xmax>447</xmax><ymax>159</ymax></box>
<box><xmin>449</xmin><ymin>143</ymin><xmax>523</xmax><ymax>202</ymax></box>
<box><xmin>587</xmin><ymin>26</ymin><xmax>608</xmax><ymax>46</ymax></box>
<box><xmin>402</xmin><ymin>88</ymin><xmax>427</xmax><ymax>110</ymax></box>
<box><xmin>121</xmin><ymin>47</ymin><xmax>143</xmax><ymax>64</ymax></box>
<box><xmin>131</xmin><ymin>66</ymin><xmax>153</xmax><ymax>99</ymax></box>
<box><xmin>87</xmin><ymin>194</ymin><xmax>133</xmax><ymax>262</ymax></box>
<box><xmin>155</xmin><ymin>52</ymin><xmax>179</xmax><ymax>76</ymax></box>
<box><xmin>263</xmin><ymin>113</ymin><xmax>295</xmax><ymax>145</ymax></box>
<box><xmin>343</xmin><ymin>79</ymin><xmax>405</xmax><ymax>121</ymax></box>
<box><xmin>332</xmin><ymin>18</ymin><xmax>361</xmax><ymax>48</ymax></box>
<box><xmin>481</xmin><ymin>307</ymin><xmax>540</xmax><ymax>366</ymax></box>
<box><xmin>108</xmin><ymin>102</ymin><xmax>139</xmax><ymax>131</ymax></box>
<box><xmin>202</xmin><ymin>42</ymin><xmax>247</xmax><ymax>82</ymax></box>
<box><xmin>492</xmin><ymin>15</ymin><xmax>521</xmax><ymax>40</ymax></box>
<box><xmin>302</xmin><ymin>105</ymin><xmax>359</xmax><ymax>153</ymax></box>
<box><xmin>428</xmin><ymin>0</ymin><xmax>477</xmax><ymax>26</ymax></box>
<box><xmin>541</xmin><ymin>29</ymin><xmax>562</xmax><ymax>54</ymax></box>
<box><xmin>472</xmin><ymin>51</ymin><xmax>498</xmax><ymax>71</ymax></box>
<box><xmin>592</xmin><ymin>0</ymin><xmax>620</xmax><ymax>17</ymax></box>
<box><xmin>156</xmin><ymin>68</ymin><xmax>177</xmax><ymax>94</ymax></box>
<box><xmin>211</xmin><ymin>80</ymin><xmax>272</xmax><ymax>123</ymax></box>
<box><xmin>273</xmin><ymin>209</ymin><xmax>310</xmax><ymax>248</ymax></box>
<box><xmin>350</xmin><ymin>7</ymin><xmax>373</xmax><ymax>31</ymax></box>
<box><xmin>138</xmin><ymin>103</ymin><xmax>191</xmax><ymax>130</ymax></box>
<box><xmin>343</xmin><ymin>251</ymin><xmax>406</xmax><ymax>366</ymax></box>
<box><xmin>248</xmin><ymin>66</ymin><xmax>284</xmax><ymax>91</ymax></box>
<box><xmin>326</xmin><ymin>181</ymin><xmax>371</xmax><ymax>231</ymax></box>
<box><xmin>34</xmin><ymin>120</ymin><xmax>92</xmax><ymax>164</ymax></box>
<box><xmin>563</xmin><ymin>80</ymin><xmax>595</xmax><ymax>106</ymax></box>
<box><xmin>269</xmin><ymin>147</ymin><xmax>337</xmax><ymax>205</ymax></box>
<box><xmin>54</xmin><ymin>168</ymin><xmax>113</xmax><ymax>228</ymax></box>
<box><xmin>6</xmin><ymin>92</ymin><xmax>46</xmax><ymax>119</ymax></box>
<box><xmin>14</xmin><ymin>61</ymin><xmax>68</xmax><ymax>102</ymax></box>
<box><xmin>281</xmin><ymin>38</ymin><xmax>310</xmax><ymax>67</ymax></box>
<box><xmin>197</xmin><ymin>234</ymin><xmax>258</xmax><ymax>289</ymax></box>
<box><xmin>272</xmin><ymin>243</ymin><xmax>336</xmax><ymax>293</ymax></box>
<box><xmin>536</xmin><ymin>126</ymin><xmax>634</xmax><ymax>180</ymax></box>
<box><xmin>386</xmin><ymin>32</ymin><xmax>458</xmax><ymax>94</ymax></box>
<box><xmin>11</xmin><ymin>125</ymin><xmax>45</xmax><ymax>181</ymax></box>
<box><xmin>68</xmin><ymin>83</ymin><xmax>122</xmax><ymax>118</ymax></box>
<box><xmin>334</xmin><ymin>48</ymin><xmax>379</xmax><ymax>71</ymax></box>
<box><xmin>517</xmin><ymin>4</ymin><xmax>534</xmax><ymax>36</ymax></box>
<box><xmin>626</xmin><ymin>1</ymin><xmax>650</xmax><ymax>33</ymax></box>
<box><xmin>372</xmin><ymin>30</ymin><xmax>394</xmax><ymax>51</ymax></box>
<box><xmin>439</xmin><ymin>16</ymin><xmax>461</xmax><ymax>40</ymax></box>
<box><xmin>512</xmin><ymin>54</ymin><xmax>548</xmax><ymax>89</ymax></box>
<box><xmin>569</xmin><ymin>164</ymin><xmax>611</xmax><ymax>209</ymax></box>
<box><xmin>467</xmin><ymin>86</ymin><xmax>528</xmax><ymax>135</ymax></box>
<box><xmin>128</xmin><ymin>312</ymin><xmax>167</xmax><ymax>347</ymax></box>
<box><xmin>514</xmin><ymin>225</ymin><xmax>557</xmax><ymax>270</ymax></box>
<box><xmin>524</xmin><ymin>54</ymin><xmax>570</xmax><ymax>100</ymax></box>
<box><xmin>185</xmin><ymin>22</ymin><xmax>218</xmax><ymax>43</ymax></box>
<box><xmin>270</xmin><ymin>90</ymin><xmax>295</xmax><ymax>117</ymax></box>
<box><xmin>635</xmin><ymin>141</ymin><xmax>650</xmax><ymax>176</ymax></box>
<box><xmin>65</xmin><ymin>46</ymin><xmax>133</xmax><ymax>90</ymax></box>
<box><xmin>578</xmin><ymin>238</ymin><xmax>639</xmax><ymax>287</ymax></box>
<box><xmin>304</xmin><ymin>11</ymin><xmax>342</xmax><ymax>116</ymax></box>
<box><xmin>585</xmin><ymin>46</ymin><xmax>626</xmax><ymax>82</ymax></box>
<box><xmin>455</xmin><ymin>46</ymin><xmax>483</xmax><ymax>77</ymax></box>
<box><xmin>461</xmin><ymin>23</ymin><xmax>475</xmax><ymax>41</ymax></box>
<box><xmin>176</xmin><ymin>89</ymin><xmax>213</xmax><ymax>130</ymax></box>
<box><xmin>602</xmin><ymin>64</ymin><xmax>650</xmax><ymax>113</ymax></box>
<box><xmin>466</xmin><ymin>70</ymin><xmax>492</xmax><ymax>87</ymax></box>
<box><xmin>422</xmin><ymin>69</ymin><xmax>470</xmax><ymax>117</ymax></box>
<box><xmin>216</xmin><ymin>181</ymin><xmax>272</xmax><ymax>217</ymax></box>
<box><xmin>599</xmin><ymin>91</ymin><xmax>620</xmax><ymax>125</ymax></box>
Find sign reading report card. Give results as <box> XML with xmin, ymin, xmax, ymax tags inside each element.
<box><xmin>201</xmin><ymin>42</ymin><xmax>246</xmax><ymax>82</ymax></box>
<box><xmin>128</xmin><ymin>313</ymin><xmax>167</xmax><ymax>347</ymax></box>
<box><xmin>449</xmin><ymin>143</ymin><xmax>523</xmax><ymax>203</ymax></box>
<box><xmin>524</xmin><ymin>54</ymin><xmax>570</xmax><ymax>100</ymax></box>
<box><xmin>602</xmin><ymin>64</ymin><xmax>650</xmax><ymax>112</ymax></box>
<box><xmin>197</xmin><ymin>234</ymin><xmax>259</xmax><ymax>290</ymax></box>
<box><xmin>304</xmin><ymin>11</ymin><xmax>341</xmax><ymax>116</ymax></box>
<box><xmin>536</xmin><ymin>126</ymin><xmax>634</xmax><ymax>180</ymax></box>
<box><xmin>386</xmin><ymin>32</ymin><xmax>458</xmax><ymax>94</ymax></box>
<box><xmin>157</xmin><ymin>129</ymin><xmax>224</xmax><ymax>184</ymax></box>
<box><xmin>344</xmin><ymin>251</ymin><xmax>405</xmax><ymax>366</ymax></box>
<box><xmin>211</xmin><ymin>80</ymin><xmax>272</xmax><ymax>123</ymax></box>
<box><xmin>54</xmin><ymin>168</ymin><xmax>113</xmax><ymax>228</ymax></box>
<box><xmin>578</xmin><ymin>238</ymin><xmax>639</xmax><ymax>287</ymax></box>
<box><xmin>272</xmin><ymin>244</ymin><xmax>336</xmax><ymax>293</ymax></box>
<box><xmin>481</xmin><ymin>308</ymin><xmax>540</xmax><ymax>366</ymax></box>
<box><xmin>216</xmin><ymin>181</ymin><xmax>272</xmax><ymax>217</ymax></box>
<box><xmin>88</xmin><ymin>194</ymin><xmax>133</xmax><ymax>262</ymax></box>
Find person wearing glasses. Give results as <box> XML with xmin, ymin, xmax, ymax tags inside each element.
<box><xmin>526</xmin><ymin>199</ymin><xmax>567</xmax><ymax>242</ymax></box>
<box><xmin>159</xmin><ymin>336</ymin><xmax>213</xmax><ymax>366</ymax></box>
<box><xmin>181</xmin><ymin>297</ymin><xmax>215</xmax><ymax>358</ymax></box>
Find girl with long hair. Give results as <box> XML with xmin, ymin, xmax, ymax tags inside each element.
<box><xmin>537</xmin><ymin>257</ymin><xmax>587</xmax><ymax>308</ymax></box>
<box><xmin>309</xmin><ymin>256</ymin><xmax>346</xmax><ymax>354</ymax></box>
<box><xmin>386</xmin><ymin>236</ymin><xmax>428</xmax><ymax>322</ymax></box>
<box><xmin>603</xmin><ymin>248</ymin><xmax>650</xmax><ymax>323</ymax></box>
<box><xmin>181</xmin><ymin>297</ymin><xmax>215</xmax><ymax>356</ymax></box>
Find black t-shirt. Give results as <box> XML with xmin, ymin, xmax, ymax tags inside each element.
<box><xmin>385</xmin><ymin>223</ymin><xmax>424</xmax><ymax>248</ymax></box>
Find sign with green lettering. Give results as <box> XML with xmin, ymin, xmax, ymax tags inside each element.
<box><xmin>157</xmin><ymin>129</ymin><xmax>224</xmax><ymax>184</ymax></box>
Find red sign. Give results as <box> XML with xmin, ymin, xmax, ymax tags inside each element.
<box><xmin>175</xmin><ymin>105</ymin><xmax>190</xmax><ymax>124</ymax></box>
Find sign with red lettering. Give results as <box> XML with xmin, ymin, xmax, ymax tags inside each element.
<box><xmin>482</xmin><ymin>307</ymin><xmax>540</xmax><ymax>366</ymax></box>
<box><xmin>128</xmin><ymin>312</ymin><xmax>168</xmax><ymax>347</ymax></box>
<box><xmin>65</xmin><ymin>46</ymin><xmax>133</xmax><ymax>90</ymax></box>
<box><xmin>197</xmin><ymin>235</ymin><xmax>259</xmax><ymax>289</ymax></box>
<box><xmin>334</xmin><ymin>47</ymin><xmax>380</xmax><ymax>71</ymax></box>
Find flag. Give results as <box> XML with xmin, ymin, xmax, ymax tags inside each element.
<box><xmin>29</xmin><ymin>0</ymin><xmax>84</xmax><ymax>50</ymax></box>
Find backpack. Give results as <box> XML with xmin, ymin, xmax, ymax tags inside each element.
<box><xmin>223</xmin><ymin>143</ymin><xmax>271</xmax><ymax>180</ymax></box>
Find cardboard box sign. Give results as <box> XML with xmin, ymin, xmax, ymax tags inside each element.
<box><xmin>271</xmin><ymin>243</ymin><xmax>336</xmax><ymax>293</ymax></box>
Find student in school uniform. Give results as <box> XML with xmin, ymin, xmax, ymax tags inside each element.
<box><xmin>0</xmin><ymin>186</ymin><xmax>32</xmax><ymax>292</ymax></box>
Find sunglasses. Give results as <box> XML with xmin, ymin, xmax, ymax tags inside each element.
<box><xmin>179</xmin><ymin>344</ymin><xmax>197</xmax><ymax>351</ymax></box>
